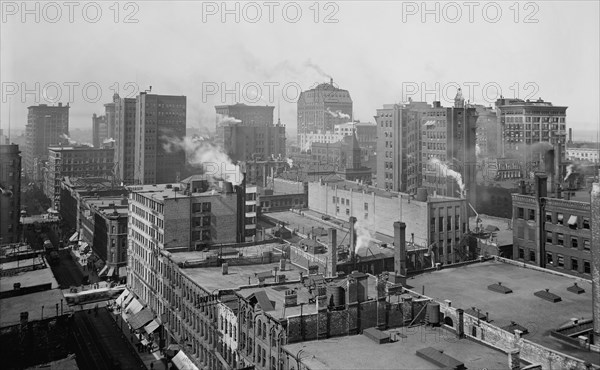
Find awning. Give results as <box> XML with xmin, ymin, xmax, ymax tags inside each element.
<box><xmin>141</xmin><ymin>339</ymin><xmax>149</xmax><ymax>345</ymax></box>
<box><xmin>125</xmin><ymin>298</ymin><xmax>143</xmax><ymax>315</ymax></box>
<box><xmin>172</xmin><ymin>350</ymin><xmax>199</xmax><ymax>370</ymax></box>
<box><xmin>107</xmin><ymin>267</ymin><xmax>115</xmax><ymax>277</ymax></box>
<box><xmin>69</xmin><ymin>232</ymin><xmax>79</xmax><ymax>242</ymax></box>
<box><xmin>568</xmin><ymin>215</ymin><xmax>578</xmax><ymax>226</ymax></box>
<box><xmin>122</xmin><ymin>292</ymin><xmax>135</xmax><ymax>307</ymax></box>
<box><xmin>118</xmin><ymin>266</ymin><xmax>128</xmax><ymax>277</ymax></box>
<box><xmin>98</xmin><ymin>265</ymin><xmax>109</xmax><ymax>277</ymax></box>
<box><xmin>144</xmin><ymin>319</ymin><xmax>160</xmax><ymax>334</ymax></box>
<box><xmin>115</xmin><ymin>289</ymin><xmax>131</xmax><ymax>306</ymax></box>
<box><xmin>129</xmin><ymin>308</ymin><xmax>154</xmax><ymax>330</ymax></box>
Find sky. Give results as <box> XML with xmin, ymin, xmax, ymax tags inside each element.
<box><xmin>1</xmin><ymin>1</ymin><xmax>599</xmax><ymax>139</ymax></box>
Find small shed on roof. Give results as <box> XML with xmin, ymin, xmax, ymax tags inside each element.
<box><xmin>248</xmin><ymin>290</ymin><xmax>276</xmax><ymax>312</ymax></box>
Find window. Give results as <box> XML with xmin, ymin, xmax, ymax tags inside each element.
<box><xmin>439</xmin><ymin>217</ymin><xmax>444</xmax><ymax>231</ymax></box>
<box><xmin>517</xmin><ymin>208</ymin><xmax>524</xmax><ymax>219</ymax></box>
<box><xmin>545</xmin><ymin>211</ymin><xmax>553</xmax><ymax>222</ymax></box>
<box><xmin>345</xmin><ymin>208</ymin><xmax>350</xmax><ymax>216</ymax></box>
<box><xmin>583</xmin><ymin>217</ymin><xmax>590</xmax><ymax>229</ymax></box>
<box><xmin>529</xmin><ymin>250</ymin><xmax>536</xmax><ymax>262</ymax></box>
<box><xmin>518</xmin><ymin>248</ymin><xmax>524</xmax><ymax>259</ymax></box>
<box><xmin>556</xmin><ymin>233</ymin><xmax>564</xmax><ymax>246</ymax></box>
<box><xmin>571</xmin><ymin>258</ymin><xmax>579</xmax><ymax>271</ymax></box>
<box><xmin>364</xmin><ymin>203</ymin><xmax>368</xmax><ymax>211</ymax></box>
<box><xmin>571</xmin><ymin>237</ymin><xmax>578</xmax><ymax>249</ymax></box>
<box><xmin>447</xmin><ymin>216</ymin><xmax>452</xmax><ymax>231</ymax></box>
<box><xmin>584</xmin><ymin>260</ymin><xmax>591</xmax><ymax>274</ymax></box>
<box><xmin>557</xmin><ymin>213</ymin><xmax>564</xmax><ymax>225</ymax></box>
<box><xmin>528</xmin><ymin>228</ymin><xmax>536</xmax><ymax>241</ymax></box>
<box><xmin>546</xmin><ymin>253</ymin><xmax>553</xmax><ymax>265</ymax></box>
<box><xmin>546</xmin><ymin>231</ymin><xmax>553</xmax><ymax>244</ymax></box>
<box><xmin>517</xmin><ymin>226</ymin><xmax>525</xmax><ymax>239</ymax></box>
<box><xmin>557</xmin><ymin>254</ymin><xmax>564</xmax><ymax>267</ymax></box>
<box><xmin>528</xmin><ymin>209</ymin><xmax>535</xmax><ymax>221</ymax></box>
<box><xmin>583</xmin><ymin>239</ymin><xmax>590</xmax><ymax>251</ymax></box>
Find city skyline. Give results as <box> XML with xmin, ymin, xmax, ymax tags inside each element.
<box><xmin>1</xmin><ymin>1</ymin><xmax>599</xmax><ymax>137</ymax></box>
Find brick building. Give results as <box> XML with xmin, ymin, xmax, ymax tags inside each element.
<box><xmin>45</xmin><ymin>146</ymin><xmax>114</xmax><ymax>210</ymax></box>
<box><xmin>0</xmin><ymin>144</ymin><xmax>21</xmax><ymax>244</ymax></box>
<box><xmin>512</xmin><ymin>174</ymin><xmax>593</xmax><ymax>278</ymax></box>
<box><xmin>220</xmin><ymin>122</ymin><xmax>286</xmax><ymax>163</ymax></box>
<box><xmin>114</xmin><ymin>94</ymin><xmax>137</xmax><ymax>184</ymax></box>
<box><xmin>92</xmin><ymin>113</ymin><xmax>108</xmax><ymax>148</ymax></box>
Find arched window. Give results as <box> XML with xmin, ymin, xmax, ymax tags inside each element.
<box><xmin>257</xmin><ymin>320</ymin><xmax>262</xmax><ymax>337</ymax></box>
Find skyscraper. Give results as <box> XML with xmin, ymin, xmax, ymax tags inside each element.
<box><xmin>297</xmin><ymin>79</ymin><xmax>353</xmax><ymax>142</ymax></box>
<box><xmin>114</xmin><ymin>94</ymin><xmax>137</xmax><ymax>184</ymax></box>
<box><xmin>133</xmin><ymin>92</ymin><xmax>187</xmax><ymax>185</ymax></box>
<box><xmin>24</xmin><ymin>103</ymin><xmax>69</xmax><ymax>180</ymax></box>
<box><xmin>92</xmin><ymin>113</ymin><xmax>108</xmax><ymax>147</ymax></box>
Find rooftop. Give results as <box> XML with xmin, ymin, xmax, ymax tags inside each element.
<box><xmin>284</xmin><ymin>325</ymin><xmax>523</xmax><ymax>370</ymax></box>
<box><xmin>469</xmin><ymin>214</ymin><xmax>513</xmax><ymax>247</ymax></box>
<box><xmin>408</xmin><ymin>260</ymin><xmax>597</xmax><ymax>364</ymax></box>
<box><xmin>84</xmin><ymin>196</ymin><xmax>128</xmax><ymax>217</ymax></box>
<box><xmin>0</xmin><ymin>288</ymin><xmax>65</xmax><ymax>327</ymax></box>
<box><xmin>0</xmin><ymin>257</ymin><xmax>59</xmax><ymax>293</ymax></box>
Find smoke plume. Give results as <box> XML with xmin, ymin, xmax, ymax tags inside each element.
<box><xmin>286</xmin><ymin>158</ymin><xmax>294</xmax><ymax>168</ymax></box>
<box><xmin>429</xmin><ymin>157</ymin><xmax>465</xmax><ymax>197</ymax></box>
<box><xmin>354</xmin><ymin>220</ymin><xmax>374</xmax><ymax>255</ymax></box>
<box><xmin>60</xmin><ymin>134</ymin><xmax>77</xmax><ymax>145</ymax></box>
<box><xmin>216</xmin><ymin>114</ymin><xmax>242</xmax><ymax>126</ymax></box>
<box><xmin>475</xmin><ymin>143</ymin><xmax>481</xmax><ymax>156</ymax></box>
<box><xmin>163</xmin><ymin>136</ymin><xmax>243</xmax><ymax>185</ymax></box>
<box><xmin>304</xmin><ymin>60</ymin><xmax>331</xmax><ymax>79</ymax></box>
<box><xmin>103</xmin><ymin>138</ymin><xmax>116</xmax><ymax>144</ymax></box>
<box><xmin>564</xmin><ymin>164</ymin><xmax>574</xmax><ymax>182</ymax></box>
<box><xmin>326</xmin><ymin>108</ymin><xmax>350</xmax><ymax>120</ymax></box>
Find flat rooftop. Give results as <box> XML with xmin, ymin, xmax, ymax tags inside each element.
<box><xmin>469</xmin><ymin>214</ymin><xmax>513</xmax><ymax>247</ymax></box>
<box><xmin>0</xmin><ymin>258</ymin><xmax>59</xmax><ymax>292</ymax></box>
<box><xmin>0</xmin><ymin>288</ymin><xmax>65</xmax><ymax>327</ymax></box>
<box><xmin>284</xmin><ymin>326</ymin><xmax>523</xmax><ymax>370</ymax></box>
<box><xmin>408</xmin><ymin>260</ymin><xmax>597</xmax><ymax>364</ymax></box>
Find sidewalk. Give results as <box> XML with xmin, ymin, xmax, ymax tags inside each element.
<box><xmin>111</xmin><ymin>308</ymin><xmax>167</xmax><ymax>370</ymax></box>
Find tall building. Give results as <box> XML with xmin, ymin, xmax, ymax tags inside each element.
<box><xmin>114</xmin><ymin>95</ymin><xmax>137</xmax><ymax>184</ymax></box>
<box><xmin>104</xmin><ymin>94</ymin><xmax>118</xmax><ymax>140</ymax></box>
<box><xmin>297</xmin><ymin>79</ymin><xmax>353</xmax><ymax>141</ymax></box>
<box><xmin>375</xmin><ymin>101</ymin><xmax>430</xmax><ymax>193</ymax></box>
<box><xmin>421</xmin><ymin>93</ymin><xmax>478</xmax><ymax>204</ymax></box>
<box><xmin>134</xmin><ymin>92</ymin><xmax>187</xmax><ymax>185</ymax></box>
<box><xmin>24</xmin><ymin>103</ymin><xmax>69</xmax><ymax>180</ymax></box>
<box><xmin>220</xmin><ymin>121</ymin><xmax>286</xmax><ymax>163</ymax></box>
<box><xmin>92</xmin><ymin>113</ymin><xmax>108</xmax><ymax>147</ymax></box>
<box><xmin>215</xmin><ymin>103</ymin><xmax>274</xmax><ymax>128</ymax></box>
<box><xmin>45</xmin><ymin>146</ymin><xmax>114</xmax><ymax>210</ymax></box>
<box><xmin>495</xmin><ymin>97</ymin><xmax>567</xmax><ymax>174</ymax></box>
<box><xmin>0</xmin><ymin>144</ymin><xmax>21</xmax><ymax>244</ymax></box>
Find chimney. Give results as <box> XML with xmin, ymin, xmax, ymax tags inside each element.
<box><xmin>568</xmin><ymin>128</ymin><xmax>573</xmax><ymax>143</ymax></box>
<box><xmin>349</xmin><ymin>216</ymin><xmax>357</xmax><ymax>257</ymax></box>
<box><xmin>519</xmin><ymin>180</ymin><xmax>527</xmax><ymax>195</ymax></box>
<box><xmin>394</xmin><ymin>222</ymin><xmax>407</xmax><ymax>276</ymax></box>
<box><xmin>328</xmin><ymin>228</ymin><xmax>337</xmax><ymax>278</ymax></box>
<box><xmin>534</xmin><ymin>174</ymin><xmax>547</xmax><ymax>199</ymax></box>
<box><xmin>591</xmin><ymin>182</ymin><xmax>600</xmax><ymax>339</ymax></box>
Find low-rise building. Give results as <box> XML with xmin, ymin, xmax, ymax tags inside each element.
<box><xmin>0</xmin><ymin>144</ymin><xmax>21</xmax><ymax>244</ymax></box>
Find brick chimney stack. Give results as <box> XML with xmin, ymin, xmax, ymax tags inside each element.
<box><xmin>394</xmin><ymin>221</ymin><xmax>407</xmax><ymax>277</ymax></box>
<box><xmin>328</xmin><ymin>228</ymin><xmax>337</xmax><ymax>278</ymax></box>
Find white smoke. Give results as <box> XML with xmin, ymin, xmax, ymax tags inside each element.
<box><xmin>163</xmin><ymin>136</ymin><xmax>243</xmax><ymax>185</ymax></box>
<box><xmin>304</xmin><ymin>60</ymin><xmax>331</xmax><ymax>79</ymax></box>
<box><xmin>564</xmin><ymin>164</ymin><xmax>574</xmax><ymax>182</ymax></box>
<box><xmin>103</xmin><ymin>138</ymin><xmax>116</xmax><ymax>144</ymax></box>
<box><xmin>60</xmin><ymin>134</ymin><xmax>77</xmax><ymax>145</ymax></box>
<box><xmin>216</xmin><ymin>114</ymin><xmax>242</xmax><ymax>126</ymax></box>
<box><xmin>302</xmin><ymin>140</ymin><xmax>312</xmax><ymax>152</ymax></box>
<box><xmin>476</xmin><ymin>143</ymin><xmax>481</xmax><ymax>156</ymax></box>
<box><xmin>354</xmin><ymin>220</ymin><xmax>373</xmax><ymax>255</ymax></box>
<box><xmin>286</xmin><ymin>158</ymin><xmax>294</xmax><ymax>168</ymax></box>
<box><xmin>429</xmin><ymin>157</ymin><xmax>465</xmax><ymax>197</ymax></box>
<box><xmin>326</xmin><ymin>108</ymin><xmax>350</xmax><ymax>120</ymax></box>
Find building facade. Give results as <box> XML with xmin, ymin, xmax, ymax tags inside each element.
<box><xmin>566</xmin><ymin>146</ymin><xmax>600</xmax><ymax>163</ymax></box>
<box><xmin>297</xmin><ymin>79</ymin><xmax>353</xmax><ymax>142</ymax></box>
<box><xmin>45</xmin><ymin>146</ymin><xmax>114</xmax><ymax>210</ymax></box>
<box><xmin>24</xmin><ymin>103</ymin><xmax>69</xmax><ymax>180</ymax></box>
<box><xmin>221</xmin><ymin>123</ymin><xmax>286</xmax><ymax>163</ymax></box>
<box><xmin>114</xmin><ymin>95</ymin><xmax>137</xmax><ymax>184</ymax></box>
<box><xmin>0</xmin><ymin>144</ymin><xmax>22</xmax><ymax>244</ymax></box>
<box><xmin>92</xmin><ymin>113</ymin><xmax>108</xmax><ymax>148</ymax></box>
<box><xmin>215</xmin><ymin>104</ymin><xmax>274</xmax><ymax>128</ymax></box>
<box><xmin>134</xmin><ymin>93</ymin><xmax>187</xmax><ymax>185</ymax></box>
<box><xmin>512</xmin><ymin>175</ymin><xmax>593</xmax><ymax>278</ymax></box>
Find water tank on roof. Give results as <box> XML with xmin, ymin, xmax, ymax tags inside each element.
<box><xmin>427</xmin><ymin>302</ymin><xmax>440</xmax><ymax>325</ymax></box>
<box><xmin>327</xmin><ymin>285</ymin><xmax>344</xmax><ymax>307</ymax></box>
<box><xmin>416</xmin><ymin>188</ymin><xmax>428</xmax><ymax>202</ymax></box>
<box><xmin>223</xmin><ymin>182</ymin><xmax>234</xmax><ymax>194</ymax></box>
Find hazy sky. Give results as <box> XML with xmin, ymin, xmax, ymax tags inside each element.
<box><xmin>1</xmin><ymin>1</ymin><xmax>599</xmax><ymax>138</ymax></box>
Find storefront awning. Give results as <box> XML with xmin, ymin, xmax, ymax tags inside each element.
<box><xmin>125</xmin><ymin>298</ymin><xmax>143</xmax><ymax>316</ymax></box>
<box><xmin>172</xmin><ymin>350</ymin><xmax>199</xmax><ymax>370</ymax></box>
<box><xmin>568</xmin><ymin>215</ymin><xmax>578</xmax><ymax>226</ymax></box>
<box><xmin>118</xmin><ymin>266</ymin><xmax>127</xmax><ymax>277</ymax></box>
<box><xmin>107</xmin><ymin>267</ymin><xmax>115</xmax><ymax>277</ymax></box>
<box><xmin>122</xmin><ymin>292</ymin><xmax>134</xmax><ymax>307</ymax></box>
<box><xmin>144</xmin><ymin>319</ymin><xmax>160</xmax><ymax>334</ymax></box>
<box><xmin>69</xmin><ymin>232</ymin><xmax>79</xmax><ymax>242</ymax></box>
<box><xmin>129</xmin><ymin>308</ymin><xmax>154</xmax><ymax>330</ymax></box>
<box><xmin>98</xmin><ymin>265</ymin><xmax>109</xmax><ymax>277</ymax></box>
<box><xmin>115</xmin><ymin>289</ymin><xmax>131</xmax><ymax>306</ymax></box>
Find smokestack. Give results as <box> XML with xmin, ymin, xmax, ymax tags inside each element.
<box><xmin>535</xmin><ymin>174</ymin><xmax>548</xmax><ymax>199</ymax></box>
<box><xmin>394</xmin><ymin>222</ymin><xmax>407</xmax><ymax>276</ymax></box>
<box><xmin>349</xmin><ymin>216</ymin><xmax>357</xmax><ymax>258</ymax></box>
<box><xmin>568</xmin><ymin>128</ymin><xmax>572</xmax><ymax>143</ymax></box>
<box><xmin>591</xmin><ymin>182</ymin><xmax>600</xmax><ymax>339</ymax></box>
<box><xmin>328</xmin><ymin>228</ymin><xmax>337</xmax><ymax>278</ymax></box>
<box><xmin>519</xmin><ymin>180</ymin><xmax>527</xmax><ymax>195</ymax></box>
<box><xmin>236</xmin><ymin>173</ymin><xmax>247</xmax><ymax>243</ymax></box>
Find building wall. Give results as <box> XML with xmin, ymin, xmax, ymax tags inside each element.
<box><xmin>92</xmin><ymin>114</ymin><xmax>108</xmax><ymax>148</ymax></box>
<box><xmin>567</xmin><ymin>147</ymin><xmax>600</xmax><ymax>163</ymax></box>
<box><xmin>215</xmin><ymin>104</ymin><xmax>274</xmax><ymax>128</ymax></box>
<box><xmin>45</xmin><ymin>147</ymin><xmax>114</xmax><ymax>209</ymax></box>
<box><xmin>0</xmin><ymin>145</ymin><xmax>21</xmax><ymax>243</ymax></box>
<box><xmin>134</xmin><ymin>93</ymin><xmax>186</xmax><ymax>185</ymax></box>
<box><xmin>512</xmin><ymin>193</ymin><xmax>593</xmax><ymax>278</ymax></box>
<box><xmin>115</xmin><ymin>96</ymin><xmax>136</xmax><ymax>184</ymax></box>
<box><xmin>24</xmin><ymin>104</ymin><xmax>69</xmax><ymax>179</ymax></box>
<box><xmin>297</xmin><ymin>80</ymin><xmax>352</xmax><ymax>140</ymax></box>
<box><xmin>222</xmin><ymin>124</ymin><xmax>286</xmax><ymax>163</ymax></box>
